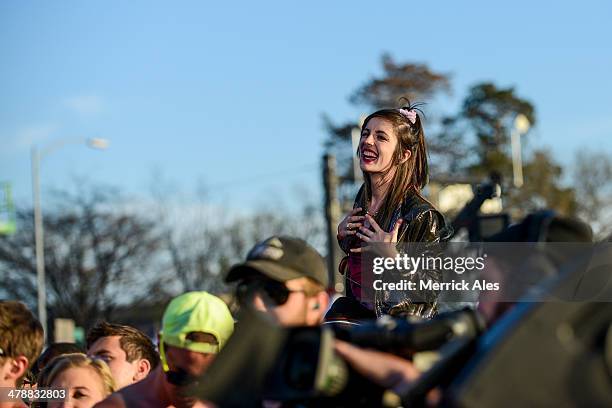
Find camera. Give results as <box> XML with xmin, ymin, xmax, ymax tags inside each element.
<box><xmin>190</xmin><ymin>308</ymin><xmax>484</xmax><ymax>407</ymax></box>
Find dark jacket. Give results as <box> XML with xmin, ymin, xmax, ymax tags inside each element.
<box><xmin>339</xmin><ymin>186</ymin><xmax>452</xmax><ymax>319</ymax></box>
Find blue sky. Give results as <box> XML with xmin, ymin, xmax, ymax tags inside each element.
<box><xmin>1</xmin><ymin>0</ymin><xmax>611</xmax><ymax>213</ymax></box>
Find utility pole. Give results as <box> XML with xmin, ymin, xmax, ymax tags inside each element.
<box><xmin>31</xmin><ymin>147</ymin><xmax>47</xmax><ymax>341</ymax></box>
<box><xmin>322</xmin><ymin>153</ymin><xmax>343</xmax><ymax>293</ymax></box>
<box><xmin>31</xmin><ymin>137</ymin><xmax>109</xmax><ymax>343</ymax></box>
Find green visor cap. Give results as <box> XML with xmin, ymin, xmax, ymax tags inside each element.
<box><xmin>160</xmin><ymin>291</ymin><xmax>234</xmax><ymax>354</ymax></box>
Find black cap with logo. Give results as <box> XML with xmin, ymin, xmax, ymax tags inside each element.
<box><xmin>225</xmin><ymin>236</ymin><xmax>329</xmax><ymax>288</ymax></box>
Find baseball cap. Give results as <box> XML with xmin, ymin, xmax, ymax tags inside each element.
<box><xmin>225</xmin><ymin>236</ymin><xmax>329</xmax><ymax>288</ymax></box>
<box><xmin>160</xmin><ymin>291</ymin><xmax>234</xmax><ymax>355</ymax></box>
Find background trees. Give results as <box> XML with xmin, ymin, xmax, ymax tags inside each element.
<box><xmin>0</xmin><ymin>186</ymin><xmax>162</xmax><ymax>329</ymax></box>
<box><xmin>323</xmin><ymin>53</ymin><xmax>584</xmax><ymax>219</ymax></box>
<box><xmin>0</xmin><ymin>181</ymin><xmax>325</xmax><ymax>330</ymax></box>
<box><xmin>573</xmin><ymin>149</ymin><xmax>612</xmax><ymax>239</ymax></box>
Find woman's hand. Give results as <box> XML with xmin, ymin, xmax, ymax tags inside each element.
<box><xmin>337</xmin><ymin>207</ymin><xmax>365</xmax><ymax>242</ymax></box>
<box><xmin>351</xmin><ymin>214</ymin><xmax>403</xmax><ymax>256</ymax></box>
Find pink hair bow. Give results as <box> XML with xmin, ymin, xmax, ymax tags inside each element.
<box><xmin>398</xmin><ymin>108</ymin><xmax>417</xmax><ymax>124</ymax></box>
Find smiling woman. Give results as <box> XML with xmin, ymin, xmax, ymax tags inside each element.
<box><xmin>336</xmin><ymin>101</ymin><xmax>452</xmax><ymax>320</ymax></box>
<box><xmin>36</xmin><ymin>353</ymin><xmax>116</xmax><ymax>408</ymax></box>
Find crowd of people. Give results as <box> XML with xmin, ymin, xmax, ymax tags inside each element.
<box><xmin>0</xmin><ymin>235</ymin><xmax>339</xmax><ymax>408</ymax></box>
<box><xmin>1</xmin><ymin>102</ymin><xmax>606</xmax><ymax>407</ymax></box>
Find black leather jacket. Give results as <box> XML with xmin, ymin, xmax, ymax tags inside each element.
<box><xmin>339</xmin><ymin>187</ymin><xmax>452</xmax><ymax>319</ymax></box>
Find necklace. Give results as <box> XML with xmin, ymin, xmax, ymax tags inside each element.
<box><xmin>365</xmin><ymin>198</ymin><xmax>379</xmax><ymax>216</ymax></box>
<box><xmin>366</xmin><ymin>205</ymin><xmax>379</xmax><ymax>217</ymax></box>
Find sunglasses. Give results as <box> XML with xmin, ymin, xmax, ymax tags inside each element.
<box><xmin>236</xmin><ymin>278</ymin><xmax>306</xmax><ymax>306</ymax></box>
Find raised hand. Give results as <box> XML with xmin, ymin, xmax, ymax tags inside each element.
<box><xmin>351</xmin><ymin>214</ymin><xmax>403</xmax><ymax>255</ymax></box>
<box><xmin>337</xmin><ymin>207</ymin><xmax>366</xmax><ymax>242</ymax></box>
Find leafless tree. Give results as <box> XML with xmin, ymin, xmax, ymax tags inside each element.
<box><xmin>149</xmin><ymin>175</ymin><xmax>326</xmax><ymax>295</ymax></box>
<box><xmin>573</xmin><ymin>149</ymin><xmax>612</xmax><ymax>239</ymax></box>
<box><xmin>0</xmin><ymin>186</ymin><xmax>163</xmax><ymax>330</ymax></box>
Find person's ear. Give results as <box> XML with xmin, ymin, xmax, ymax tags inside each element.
<box><xmin>399</xmin><ymin>149</ymin><xmax>411</xmax><ymax>164</ymax></box>
<box><xmin>316</xmin><ymin>292</ymin><xmax>330</xmax><ymax>313</ymax></box>
<box><xmin>3</xmin><ymin>356</ymin><xmax>29</xmax><ymax>383</ymax></box>
<box><xmin>306</xmin><ymin>292</ymin><xmax>330</xmax><ymax>324</ymax></box>
<box><xmin>133</xmin><ymin>358</ymin><xmax>152</xmax><ymax>381</ymax></box>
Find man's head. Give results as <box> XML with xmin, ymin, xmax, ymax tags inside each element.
<box><xmin>159</xmin><ymin>291</ymin><xmax>234</xmax><ymax>387</ymax></box>
<box><xmin>0</xmin><ymin>300</ymin><xmax>44</xmax><ymax>389</ymax></box>
<box><xmin>226</xmin><ymin>236</ymin><xmax>330</xmax><ymax>326</ymax></box>
<box><xmin>86</xmin><ymin>322</ymin><xmax>159</xmax><ymax>390</ymax></box>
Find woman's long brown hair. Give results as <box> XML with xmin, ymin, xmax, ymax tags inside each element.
<box><xmin>357</xmin><ymin>101</ymin><xmax>429</xmax><ymax>230</ymax></box>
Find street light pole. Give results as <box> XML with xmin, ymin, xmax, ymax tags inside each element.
<box><xmin>31</xmin><ymin>146</ymin><xmax>46</xmax><ymax>340</ymax></box>
<box><xmin>511</xmin><ymin>114</ymin><xmax>531</xmax><ymax>188</ymax></box>
<box><xmin>31</xmin><ymin>137</ymin><xmax>109</xmax><ymax>342</ymax></box>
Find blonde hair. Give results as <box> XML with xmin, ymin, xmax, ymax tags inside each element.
<box><xmin>38</xmin><ymin>353</ymin><xmax>116</xmax><ymax>396</ymax></box>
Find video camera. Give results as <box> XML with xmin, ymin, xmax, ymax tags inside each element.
<box><xmin>189</xmin><ymin>307</ymin><xmax>485</xmax><ymax>407</ymax></box>
<box><xmin>450</xmin><ymin>172</ymin><xmax>510</xmax><ymax>241</ymax></box>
